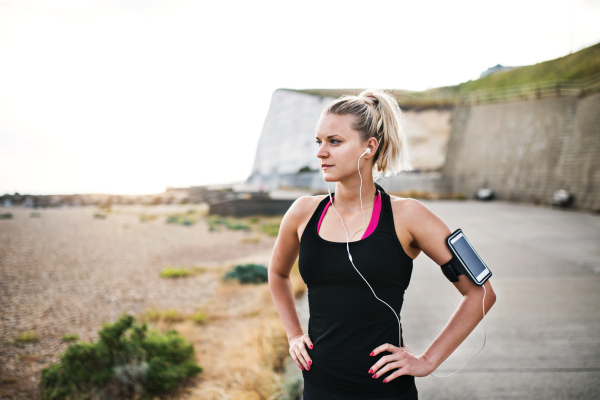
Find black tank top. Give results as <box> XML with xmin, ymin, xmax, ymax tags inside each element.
<box><xmin>299</xmin><ymin>183</ymin><xmax>415</xmax><ymax>398</ymax></box>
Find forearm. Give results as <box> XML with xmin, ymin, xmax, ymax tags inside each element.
<box><xmin>268</xmin><ymin>272</ymin><xmax>304</xmax><ymax>343</ymax></box>
<box><xmin>423</xmin><ymin>284</ymin><xmax>496</xmax><ymax>370</ymax></box>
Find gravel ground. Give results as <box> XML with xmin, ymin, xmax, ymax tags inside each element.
<box><xmin>0</xmin><ymin>204</ymin><xmax>277</xmax><ymax>399</ymax></box>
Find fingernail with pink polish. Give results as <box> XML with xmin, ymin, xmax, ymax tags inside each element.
<box><xmin>370</xmin><ymin>351</ymin><xmax>374</xmax><ymax>356</ymax></box>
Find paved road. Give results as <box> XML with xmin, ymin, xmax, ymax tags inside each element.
<box><xmin>291</xmin><ymin>200</ymin><xmax>600</xmax><ymax>400</ymax></box>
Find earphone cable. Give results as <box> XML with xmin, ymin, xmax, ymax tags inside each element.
<box><xmin>326</xmin><ymin>149</ymin><xmax>403</xmax><ymax>349</ymax></box>
<box><xmin>323</xmin><ymin>148</ymin><xmax>487</xmax><ymax>378</ymax></box>
<box><xmin>429</xmin><ymin>284</ymin><xmax>487</xmax><ymax>378</ymax></box>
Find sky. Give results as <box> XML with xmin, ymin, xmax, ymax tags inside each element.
<box><xmin>1</xmin><ymin>0</ymin><xmax>599</xmax><ymax>195</ymax></box>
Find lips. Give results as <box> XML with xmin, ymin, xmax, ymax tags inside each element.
<box><xmin>322</xmin><ymin>164</ymin><xmax>333</xmax><ymax>169</ymax></box>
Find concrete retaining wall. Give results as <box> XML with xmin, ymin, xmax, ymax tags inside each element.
<box><xmin>441</xmin><ymin>92</ymin><xmax>600</xmax><ymax>211</ymax></box>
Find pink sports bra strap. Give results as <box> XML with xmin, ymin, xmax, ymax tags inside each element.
<box><xmin>317</xmin><ymin>192</ymin><xmax>381</xmax><ymax>240</ymax></box>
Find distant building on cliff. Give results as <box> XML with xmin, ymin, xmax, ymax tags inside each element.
<box><xmin>480</xmin><ymin>64</ymin><xmax>521</xmax><ymax>78</ymax></box>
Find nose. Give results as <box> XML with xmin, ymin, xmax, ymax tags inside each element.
<box><xmin>316</xmin><ymin>142</ymin><xmax>328</xmax><ymax>160</ymax></box>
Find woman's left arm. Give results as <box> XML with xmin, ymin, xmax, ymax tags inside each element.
<box><xmin>369</xmin><ymin>199</ymin><xmax>497</xmax><ymax>381</ymax></box>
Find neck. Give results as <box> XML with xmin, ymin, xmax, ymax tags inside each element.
<box><xmin>330</xmin><ymin>178</ymin><xmax>377</xmax><ymax>212</ymax></box>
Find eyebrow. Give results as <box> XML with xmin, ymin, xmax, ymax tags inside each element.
<box><xmin>315</xmin><ymin>134</ymin><xmax>343</xmax><ymax>139</ymax></box>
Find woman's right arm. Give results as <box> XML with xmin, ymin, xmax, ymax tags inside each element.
<box><xmin>268</xmin><ymin>196</ymin><xmax>314</xmax><ymax>370</ymax></box>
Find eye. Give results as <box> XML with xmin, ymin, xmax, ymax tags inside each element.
<box><xmin>315</xmin><ymin>139</ymin><xmax>340</xmax><ymax>145</ymax></box>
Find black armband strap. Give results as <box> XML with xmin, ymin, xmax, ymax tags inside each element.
<box><xmin>440</xmin><ymin>251</ymin><xmax>466</xmax><ymax>283</ymax></box>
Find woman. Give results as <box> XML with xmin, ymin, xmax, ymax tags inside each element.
<box><xmin>268</xmin><ymin>89</ymin><xmax>497</xmax><ymax>399</ymax></box>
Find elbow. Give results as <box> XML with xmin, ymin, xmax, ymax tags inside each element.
<box><xmin>268</xmin><ymin>269</ymin><xmax>289</xmax><ymax>282</ymax></box>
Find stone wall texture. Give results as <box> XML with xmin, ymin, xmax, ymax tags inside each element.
<box><xmin>441</xmin><ymin>92</ymin><xmax>600</xmax><ymax>211</ymax></box>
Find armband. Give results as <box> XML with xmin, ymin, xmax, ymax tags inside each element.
<box><xmin>440</xmin><ymin>249</ymin><xmax>466</xmax><ymax>283</ymax></box>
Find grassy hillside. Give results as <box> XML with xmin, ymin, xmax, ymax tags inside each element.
<box><xmin>293</xmin><ymin>41</ymin><xmax>600</xmax><ymax>108</ymax></box>
<box><xmin>455</xmin><ymin>41</ymin><xmax>600</xmax><ymax>93</ymax></box>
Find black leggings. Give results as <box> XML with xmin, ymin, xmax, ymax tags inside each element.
<box><xmin>302</xmin><ymin>379</ymin><xmax>418</xmax><ymax>400</ymax></box>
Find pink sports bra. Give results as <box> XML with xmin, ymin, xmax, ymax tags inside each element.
<box><xmin>317</xmin><ymin>192</ymin><xmax>382</xmax><ymax>240</ymax></box>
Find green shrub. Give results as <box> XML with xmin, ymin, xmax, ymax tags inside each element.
<box><xmin>207</xmin><ymin>215</ymin><xmax>250</xmax><ymax>232</ymax></box>
<box><xmin>261</xmin><ymin>222</ymin><xmax>280</xmax><ymax>237</ymax></box>
<box><xmin>159</xmin><ymin>265</ymin><xmax>206</xmax><ymax>278</ymax></box>
<box><xmin>94</xmin><ymin>213</ymin><xmax>106</xmax><ymax>219</ymax></box>
<box><xmin>159</xmin><ymin>266</ymin><xmax>191</xmax><ymax>278</ymax></box>
<box><xmin>207</xmin><ymin>215</ymin><xmax>226</xmax><ymax>225</ymax></box>
<box><xmin>191</xmin><ymin>312</ymin><xmax>207</xmax><ymax>325</ymax></box>
<box><xmin>30</xmin><ymin>212</ymin><xmax>42</xmax><ymax>218</ymax></box>
<box><xmin>223</xmin><ymin>263</ymin><xmax>268</xmax><ymax>285</ymax></box>
<box><xmin>62</xmin><ymin>334</ymin><xmax>79</xmax><ymax>342</ymax></box>
<box><xmin>224</xmin><ymin>220</ymin><xmax>250</xmax><ymax>231</ymax></box>
<box><xmin>16</xmin><ymin>330</ymin><xmax>39</xmax><ymax>343</ymax></box>
<box><xmin>0</xmin><ymin>213</ymin><xmax>14</xmax><ymax>219</ymax></box>
<box><xmin>39</xmin><ymin>314</ymin><xmax>202</xmax><ymax>400</ymax></box>
<box><xmin>297</xmin><ymin>165</ymin><xmax>318</xmax><ymax>173</ymax></box>
<box><xmin>207</xmin><ymin>216</ymin><xmax>223</xmax><ymax>231</ymax></box>
<box><xmin>166</xmin><ymin>214</ymin><xmax>196</xmax><ymax>226</ymax></box>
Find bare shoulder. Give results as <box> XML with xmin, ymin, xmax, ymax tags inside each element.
<box><xmin>286</xmin><ymin>194</ymin><xmax>326</xmax><ymax>220</ymax></box>
<box><xmin>389</xmin><ymin>194</ymin><xmax>451</xmax><ymax>255</ymax></box>
<box><xmin>388</xmin><ymin>195</ymin><xmax>445</xmax><ymax>257</ymax></box>
<box><xmin>390</xmin><ymin>195</ymin><xmax>447</xmax><ymax>229</ymax></box>
<box><xmin>284</xmin><ymin>194</ymin><xmax>327</xmax><ymax>240</ymax></box>
<box><xmin>388</xmin><ymin>195</ymin><xmax>431</xmax><ymax>225</ymax></box>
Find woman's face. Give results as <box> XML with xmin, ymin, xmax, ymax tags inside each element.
<box><xmin>315</xmin><ymin>113</ymin><xmax>374</xmax><ymax>182</ymax></box>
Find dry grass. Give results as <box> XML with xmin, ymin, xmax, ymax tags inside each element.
<box><xmin>0</xmin><ymin>204</ymin><xmax>294</xmax><ymax>399</ymax></box>
<box><xmin>289</xmin><ymin>259</ymin><xmax>306</xmax><ymax>299</ymax></box>
<box><xmin>139</xmin><ymin>213</ymin><xmax>159</xmax><ymax>222</ymax></box>
<box><xmin>151</xmin><ymin>282</ymin><xmax>291</xmax><ymax>400</ymax></box>
<box><xmin>240</xmin><ymin>236</ymin><xmax>261</xmax><ymax>244</ymax></box>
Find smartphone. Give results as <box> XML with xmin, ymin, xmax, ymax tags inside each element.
<box><xmin>447</xmin><ymin>229</ymin><xmax>492</xmax><ymax>286</ymax></box>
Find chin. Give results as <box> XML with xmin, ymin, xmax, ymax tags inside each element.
<box><xmin>321</xmin><ymin>172</ymin><xmax>340</xmax><ymax>183</ymax></box>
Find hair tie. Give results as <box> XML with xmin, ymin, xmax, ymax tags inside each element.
<box><xmin>363</xmin><ymin>94</ymin><xmax>379</xmax><ymax>109</ymax></box>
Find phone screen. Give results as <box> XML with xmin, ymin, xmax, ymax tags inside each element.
<box><xmin>450</xmin><ymin>233</ymin><xmax>489</xmax><ymax>283</ymax></box>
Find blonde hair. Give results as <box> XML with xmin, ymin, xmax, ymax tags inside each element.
<box><xmin>321</xmin><ymin>88</ymin><xmax>413</xmax><ymax>179</ymax></box>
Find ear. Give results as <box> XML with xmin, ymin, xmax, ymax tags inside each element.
<box><xmin>366</xmin><ymin>137</ymin><xmax>378</xmax><ymax>158</ymax></box>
